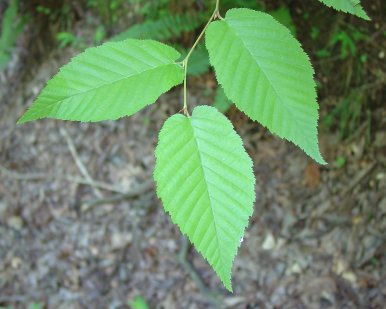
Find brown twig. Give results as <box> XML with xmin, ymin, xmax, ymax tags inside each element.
<box><xmin>177</xmin><ymin>236</ymin><xmax>223</xmax><ymax>308</ymax></box>
<box><xmin>81</xmin><ymin>180</ymin><xmax>154</xmax><ymax>211</ymax></box>
<box><xmin>340</xmin><ymin>162</ymin><xmax>377</xmax><ymax>197</ymax></box>
<box><xmin>59</xmin><ymin>127</ymin><xmax>103</xmax><ymax>198</ymax></box>
<box><xmin>0</xmin><ymin>165</ymin><xmax>126</xmax><ymax>193</ymax></box>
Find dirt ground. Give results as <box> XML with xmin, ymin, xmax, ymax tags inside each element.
<box><xmin>1</xmin><ymin>3</ymin><xmax>386</xmax><ymax>309</ymax></box>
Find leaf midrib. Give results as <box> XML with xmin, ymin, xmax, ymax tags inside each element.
<box><xmin>189</xmin><ymin>117</ymin><xmax>227</xmax><ymax>276</ymax></box>
<box><xmin>38</xmin><ymin>62</ymin><xmax>182</xmax><ymax>113</ymax></box>
<box><xmin>223</xmin><ymin>15</ymin><xmax>317</xmax><ymax>151</ymax></box>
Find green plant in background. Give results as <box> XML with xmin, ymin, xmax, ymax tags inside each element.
<box><xmin>56</xmin><ymin>31</ymin><xmax>80</xmax><ymax>49</ymax></box>
<box><xmin>180</xmin><ymin>43</ymin><xmax>210</xmax><ymax>76</ymax></box>
<box><xmin>213</xmin><ymin>86</ymin><xmax>233</xmax><ymax>113</ymax></box>
<box><xmin>270</xmin><ymin>6</ymin><xmax>297</xmax><ymax>36</ymax></box>
<box><xmin>0</xmin><ymin>302</ymin><xmax>42</xmax><ymax>309</ymax></box>
<box><xmin>0</xmin><ymin>0</ymin><xmax>25</xmax><ymax>71</ymax></box>
<box><xmin>330</xmin><ymin>28</ymin><xmax>367</xmax><ymax>59</ymax></box>
<box><xmin>35</xmin><ymin>2</ymin><xmax>73</xmax><ymax>29</ymax></box>
<box><xmin>335</xmin><ymin>155</ymin><xmax>346</xmax><ymax>168</ymax></box>
<box><xmin>87</xmin><ymin>0</ymin><xmax>129</xmax><ymax>27</ymax></box>
<box><xmin>316</xmin><ymin>26</ymin><xmax>367</xmax><ymax>60</ymax></box>
<box><xmin>26</xmin><ymin>303</ymin><xmax>43</xmax><ymax>309</ymax></box>
<box><xmin>323</xmin><ymin>90</ymin><xmax>366</xmax><ymax>138</ymax></box>
<box><xmin>17</xmin><ymin>0</ymin><xmax>369</xmax><ymax>291</ymax></box>
<box><xmin>129</xmin><ymin>296</ymin><xmax>150</xmax><ymax>309</ymax></box>
<box><xmin>110</xmin><ymin>11</ymin><xmax>211</xmax><ymax>76</ymax></box>
<box><xmin>56</xmin><ymin>25</ymin><xmax>106</xmax><ymax>49</ymax></box>
<box><xmin>316</xmin><ymin>21</ymin><xmax>369</xmax><ymax>139</ymax></box>
<box><xmin>36</xmin><ymin>4</ymin><xmax>52</xmax><ymax>16</ymax></box>
<box><xmin>111</xmin><ymin>12</ymin><xmax>207</xmax><ymax>42</ymax></box>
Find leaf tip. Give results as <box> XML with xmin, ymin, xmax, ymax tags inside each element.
<box><xmin>312</xmin><ymin>144</ymin><xmax>328</xmax><ymax>165</ymax></box>
<box><xmin>316</xmin><ymin>155</ymin><xmax>328</xmax><ymax>166</ymax></box>
<box><xmin>362</xmin><ymin>13</ymin><xmax>371</xmax><ymax>21</ymax></box>
<box><xmin>16</xmin><ymin>114</ymin><xmax>28</xmax><ymax>125</ymax></box>
<box><xmin>224</xmin><ymin>279</ymin><xmax>233</xmax><ymax>293</ymax></box>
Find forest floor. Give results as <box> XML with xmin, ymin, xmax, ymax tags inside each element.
<box><xmin>1</xmin><ymin>2</ymin><xmax>386</xmax><ymax>309</ymax></box>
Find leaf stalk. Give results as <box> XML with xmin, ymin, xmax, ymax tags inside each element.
<box><xmin>182</xmin><ymin>0</ymin><xmax>221</xmax><ymax>115</ymax></box>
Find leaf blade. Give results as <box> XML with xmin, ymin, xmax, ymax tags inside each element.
<box><xmin>18</xmin><ymin>39</ymin><xmax>184</xmax><ymax>124</ymax></box>
<box><xmin>317</xmin><ymin>0</ymin><xmax>370</xmax><ymax>20</ymax></box>
<box><xmin>154</xmin><ymin>106</ymin><xmax>255</xmax><ymax>291</ymax></box>
<box><xmin>206</xmin><ymin>8</ymin><xmax>326</xmax><ymax>164</ymax></box>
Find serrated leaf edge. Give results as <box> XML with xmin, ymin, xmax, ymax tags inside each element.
<box><xmin>154</xmin><ymin>105</ymin><xmax>256</xmax><ymax>291</ymax></box>
<box><xmin>205</xmin><ymin>9</ymin><xmax>327</xmax><ymax>165</ymax></box>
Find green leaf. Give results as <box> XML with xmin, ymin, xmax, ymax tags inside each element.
<box><xmin>18</xmin><ymin>39</ymin><xmax>184</xmax><ymax>124</ymax></box>
<box><xmin>129</xmin><ymin>296</ymin><xmax>150</xmax><ymax>309</ymax></box>
<box><xmin>111</xmin><ymin>13</ymin><xmax>206</xmax><ymax>42</ymax></box>
<box><xmin>206</xmin><ymin>9</ymin><xmax>326</xmax><ymax>164</ymax></box>
<box><xmin>27</xmin><ymin>304</ymin><xmax>43</xmax><ymax>309</ymax></box>
<box><xmin>0</xmin><ymin>0</ymin><xmax>25</xmax><ymax>71</ymax></box>
<box><xmin>316</xmin><ymin>0</ymin><xmax>370</xmax><ymax>20</ymax></box>
<box><xmin>187</xmin><ymin>45</ymin><xmax>210</xmax><ymax>76</ymax></box>
<box><xmin>178</xmin><ymin>44</ymin><xmax>210</xmax><ymax>76</ymax></box>
<box><xmin>213</xmin><ymin>87</ymin><xmax>233</xmax><ymax>113</ymax></box>
<box><xmin>154</xmin><ymin>106</ymin><xmax>255</xmax><ymax>291</ymax></box>
<box><xmin>269</xmin><ymin>6</ymin><xmax>297</xmax><ymax>37</ymax></box>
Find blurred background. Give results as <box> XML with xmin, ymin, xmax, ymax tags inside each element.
<box><xmin>0</xmin><ymin>0</ymin><xmax>385</xmax><ymax>308</ymax></box>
